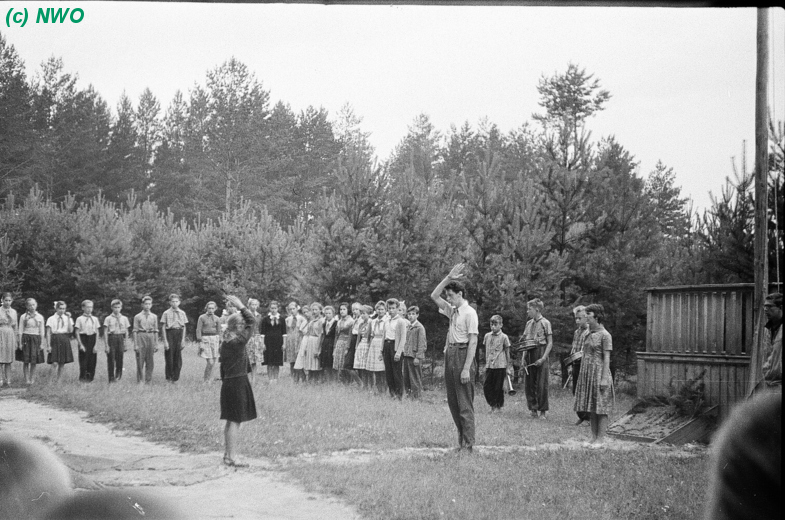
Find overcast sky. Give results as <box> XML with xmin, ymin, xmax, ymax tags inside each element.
<box><xmin>3</xmin><ymin>2</ymin><xmax>784</xmax><ymax>211</ymax></box>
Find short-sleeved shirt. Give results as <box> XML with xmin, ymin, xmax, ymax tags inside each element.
<box><xmin>134</xmin><ymin>311</ymin><xmax>158</xmax><ymax>333</ymax></box>
<box><xmin>20</xmin><ymin>312</ymin><xmax>44</xmax><ymax>335</ymax></box>
<box><xmin>439</xmin><ymin>301</ymin><xmax>479</xmax><ymax>344</ymax></box>
<box><xmin>104</xmin><ymin>314</ymin><xmax>131</xmax><ymax>335</ymax></box>
<box><xmin>46</xmin><ymin>314</ymin><xmax>73</xmax><ymax>334</ymax></box>
<box><xmin>75</xmin><ymin>315</ymin><xmax>101</xmax><ymax>336</ymax></box>
<box><xmin>161</xmin><ymin>308</ymin><xmax>188</xmax><ymax>329</ymax></box>
<box><xmin>522</xmin><ymin>316</ymin><xmax>552</xmax><ymax>348</ymax></box>
<box><xmin>484</xmin><ymin>332</ymin><xmax>511</xmax><ymax>369</ymax></box>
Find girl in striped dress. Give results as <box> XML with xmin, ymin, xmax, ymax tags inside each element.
<box><xmin>295</xmin><ymin>303</ymin><xmax>324</xmax><ymax>383</ymax></box>
<box><xmin>353</xmin><ymin>305</ymin><xmax>373</xmax><ymax>388</ymax></box>
<box><xmin>285</xmin><ymin>302</ymin><xmax>306</xmax><ymax>382</ymax></box>
<box><xmin>365</xmin><ymin>301</ymin><xmax>387</xmax><ymax>393</ymax></box>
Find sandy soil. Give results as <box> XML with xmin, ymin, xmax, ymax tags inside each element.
<box><xmin>0</xmin><ymin>394</ymin><xmax>359</xmax><ymax>520</ymax></box>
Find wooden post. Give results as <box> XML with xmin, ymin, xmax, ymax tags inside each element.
<box><xmin>748</xmin><ymin>8</ymin><xmax>770</xmax><ymax>397</ymax></box>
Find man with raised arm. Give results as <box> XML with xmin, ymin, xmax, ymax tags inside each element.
<box><xmin>431</xmin><ymin>263</ymin><xmax>479</xmax><ymax>452</ymax></box>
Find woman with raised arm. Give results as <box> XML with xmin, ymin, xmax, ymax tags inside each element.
<box><xmin>218</xmin><ymin>295</ymin><xmax>258</xmax><ymax>467</ymax></box>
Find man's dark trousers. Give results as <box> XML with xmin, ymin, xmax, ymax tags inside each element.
<box><xmin>445</xmin><ymin>343</ymin><xmax>476</xmax><ymax>448</ymax></box>
<box><xmin>164</xmin><ymin>329</ymin><xmax>184</xmax><ymax>382</ymax></box>
<box><xmin>571</xmin><ymin>361</ymin><xmax>589</xmax><ymax>421</ymax></box>
<box><xmin>78</xmin><ymin>334</ymin><xmax>98</xmax><ymax>381</ymax></box>
<box><xmin>107</xmin><ymin>334</ymin><xmax>125</xmax><ymax>382</ymax></box>
<box><xmin>382</xmin><ymin>339</ymin><xmax>402</xmax><ymax>398</ymax></box>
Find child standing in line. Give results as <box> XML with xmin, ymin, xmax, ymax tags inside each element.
<box><xmin>383</xmin><ymin>298</ymin><xmax>408</xmax><ymax>399</ymax></box>
<box><xmin>247</xmin><ymin>298</ymin><xmax>263</xmax><ymax>384</ymax></box>
<box><xmin>292</xmin><ymin>304</ymin><xmax>313</xmax><ymax>383</ymax></box>
<box><xmin>402</xmin><ymin>305</ymin><xmax>427</xmax><ymax>399</ymax></box>
<box><xmin>521</xmin><ymin>298</ymin><xmax>553</xmax><ymax>419</ymax></box>
<box><xmin>75</xmin><ymin>300</ymin><xmax>101</xmax><ymax>382</ymax></box>
<box><xmin>341</xmin><ymin>302</ymin><xmax>363</xmax><ymax>386</ymax></box>
<box><xmin>260</xmin><ymin>300</ymin><xmax>286</xmax><ymax>382</ymax></box>
<box><xmin>18</xmin><ymin>298</ymin><xmax>45</xmax><ymax>385</ymax></box>
<box><xmin>196</xmin><ymin>301</ymin><xmax>221</xmax><ymax>382</ymax></box>
<box><xmin>0</xmin><ymin>292</ymin><xmax>18</xmax><ymax>388</ymax></box>
<box><xmin>366</xmin><ymin>301</ymin><xmax>388</xmax><ymax>394</ymax></box>
<box><xmin>319</xmin><ymin>306</ymin><xmax>337</xmax><ymax>383</ymax></box>
<box><xmin>45</xmin><ymin>301</ymin><xmax>74</xmax><ymax>383</ymax></box>
<box><xmin>133</xmin><ymin>296</ymin><xmax>158</xmax><ymax>384</ymax></box>
<box><xmin>102</xmin><ymin>299</ymin><xmax>130</xmax><ymax>383</ymax></box>
<box><xmin>284</xmin><ymin>302</ymin><xmax>306</xmax><ymax>382</ymax></box>
<box><xmin>332</xmin><ymin>303</ymin><xmax>354</xmax><ymax>383</ymax></box>
<box><xmin>482</xmin><ymin>315</ymin><xmax>513</xmax><ymax>411</ymax></box>
<box><xmin>352</xmin><ymin>305</ymin><xmax>372</xmax><ymax>388</ymax></box>
<box><xmin>298</xmin><ymin>303</ymin><xmax>324</xmax><ymax>383</ymax></box>
<box><xmin>160</xmin><ymin>293</ymin><xmax>188</xmax><ymax>383</ymax></box>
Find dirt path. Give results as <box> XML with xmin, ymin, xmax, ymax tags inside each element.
<box><xmin>0</xmin><ymin>394</ymin><xmax>359</xmax><ymax>520</ymax></box>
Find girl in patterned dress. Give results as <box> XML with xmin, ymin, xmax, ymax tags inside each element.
<box><xmin>292</xmin><ymin>305</ymin><xmax>312</xmax><ymax>378</ymax></box>
<box><xmin>332</xmin><ymin>303</ymin><xmax>354</xmax><ymax>381</ymax></box>
<box><xmin>246</xmin><ymin>299</ymin><xmax>263</xmax><ymax>384</ymax></box>
<box><xmin>574</xmin><ymin>303</ymin><xmax>613</xmax><ymax>445</ymax></box>
<box><xmin>285</xmin><ymin>302</ymin><xmax>306</xmax><ymax>382</ymax></box>
<box><xmin>365</xmin><ymin>301</ymin><xmax>388</xmax><ymax>393</ymax></box>
<box><xmin>319</xmin><ymin>306</ymin><xmax>337</xmax><ymax>383</ymax></box>
<box><xmin>353</xmin><ymin>305</ymin><xmax>373</xmax><ymax>388</ymax></box>
<box><xmin>0</xmin><ymin>292</ymin><xmax>18</xmax><ymax>387</ymax></box>
<box><xmin>296</xmin><ymin>303</ymin><xmax>324</xmax><ymax>383</ymax></box>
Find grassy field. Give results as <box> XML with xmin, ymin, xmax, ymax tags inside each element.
<box><xmin>16</xmin><ymin>341</ymin><xmax>709</xmax><ymax>520</ymax></box>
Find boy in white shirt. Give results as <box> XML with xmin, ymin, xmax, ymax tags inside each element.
<box><xmin>75</xmin><ymin>300</ymin><xmax>101</xmax><ymax>382</ymax></box>
<box><xmin>103</xmin><ymin>299</ymin><xmax>130</xmax><ymax>383</ymax></box>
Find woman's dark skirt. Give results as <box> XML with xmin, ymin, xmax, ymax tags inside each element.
<box><xmin>220</xmin><ymin>375</ymin><xmax>258</xmax><ymax>423</ymax></box>
<box><xmin>20</xmin><ymin>334</ymin><xmax>45</xmax><ymax>364</ymax></box>
<box><xmin>343</xmin><ymin>334</ymin><xmax>358</xmax><ymax>370</ymax></box>
<box><xmin>48</xmin><ymin>334</ymin><xmax>74</xmax><ymax>364</ymax></box>
<box><xmin>262</xmin><ymin>344</ymin><xmax>283</xmax><ymax>366</ymax></box>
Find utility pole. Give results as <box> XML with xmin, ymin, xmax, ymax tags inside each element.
<box><xmin>748</xmin><ymin>7</ymin><xmax>769</xmax><ymax>396</ymax></box>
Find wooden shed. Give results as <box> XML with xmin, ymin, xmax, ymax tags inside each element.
<box><xmin>637</xmin><ymin>283</ymin><xmax>779</xmax><ymax>420</ymax></box>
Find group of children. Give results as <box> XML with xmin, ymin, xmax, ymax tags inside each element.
<box><xmin>237</xmin><ymin>298</ymin><xmax>429</xmax><ymax>399</ymax></box>
<box><xmin>0</xmin><ymin>292</ymin><xmax>191</xmax><ymax>386</ymax></box>
<box><xmin>0</xmin><ymin>291</ymin><xmax>431</xmax><ymax>400</ymax></box>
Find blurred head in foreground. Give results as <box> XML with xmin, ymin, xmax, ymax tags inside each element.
<box><xmin>0</xmin><ymin>433</ymin><xmax>73</xmax><ymax>520</ymax></box>
<box><xmin>40</xmin><ymin>489</ymin><xmax>185</xmax><ymax>520</ymax></box>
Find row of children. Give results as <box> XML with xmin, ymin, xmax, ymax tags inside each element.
<box><xmin>0</xmin><ymin>293</ymin><xmax>189</xmax><ymax>386</ymax></box>
<box><xmin>208</xmin><ymin>298</ymin><xmax>429</xmax><ymax>398</ymax></box>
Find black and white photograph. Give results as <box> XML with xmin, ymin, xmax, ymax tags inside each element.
<box><xmin>0</xmin><ymin>2</ymin><xmax>782</xmax><ymax>519</ymax></box>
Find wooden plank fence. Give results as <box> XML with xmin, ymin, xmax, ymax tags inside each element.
<box><xmin>639</xmin><ymin>283</ymin><xmax>779</xmax><ymax>419</ymax></box>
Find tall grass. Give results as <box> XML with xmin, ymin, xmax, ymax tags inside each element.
<box><xmin>18</xmin><ymin>342</ymin><xmax>709</xmax><ymax>519</ymax></box>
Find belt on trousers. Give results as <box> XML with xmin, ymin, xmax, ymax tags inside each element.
<box><xmin>448</xmin><ymin>342</ymin><xmax>468</xmax><ymax>347</ymax></box>
<box><xmin>202</xmin><ymin>332</ymin><xmax>218</xmax><ymax>336</ymax></box>
<box><xmin>109</xmin><ymin>333</ymin><xmax>125</xmax><ymax>336</ymax></box>
<box><xmin>138</xmin><ymin>330</ymin><xmax>157</xmax><ymax>334</ymax></box>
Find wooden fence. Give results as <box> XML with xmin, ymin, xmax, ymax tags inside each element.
<box><xmin>637</xmin><ymin>283</ymin><xmax>779</xmax><ymax>419</ymax></box>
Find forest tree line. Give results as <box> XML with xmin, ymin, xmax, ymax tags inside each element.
<box><xmin>1</xmin><ymin>34</ymin><xmax>783</xmax><ymax>369</ymax></box>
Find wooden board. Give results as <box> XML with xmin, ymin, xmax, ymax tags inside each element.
<box><xmin>608</xmin><ymin>403</ymin><xmax>718</xmax><ymax>445</ymax></box>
